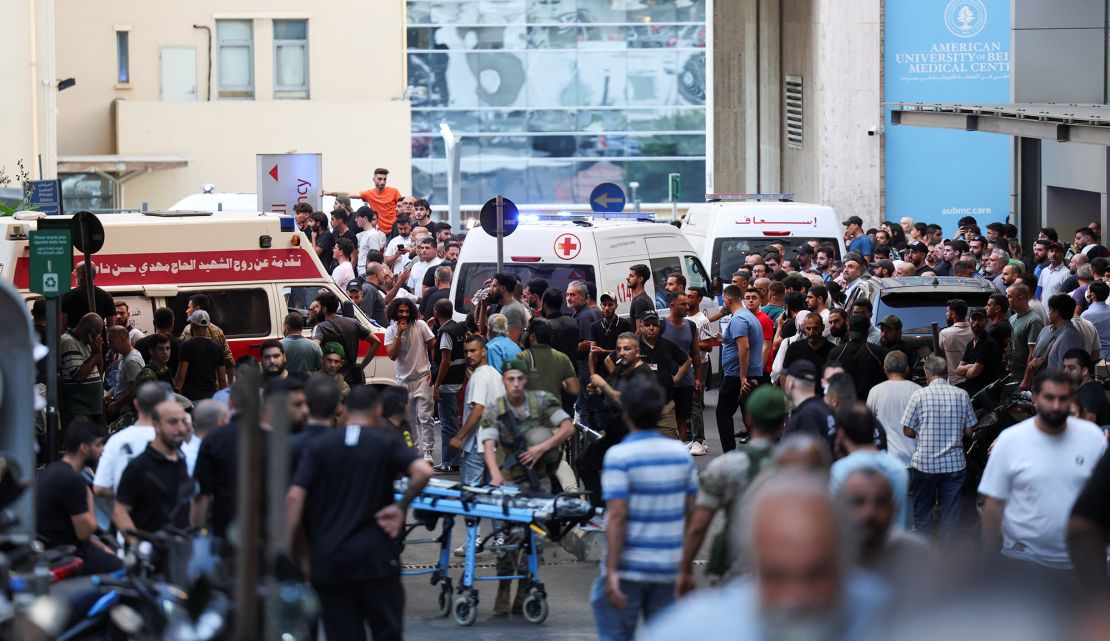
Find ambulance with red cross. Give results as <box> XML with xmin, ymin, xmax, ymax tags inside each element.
<box><xmin>0</xmin><ymin>211</ymin><xmax>394</xmax><ymax>386</ymax></box>
<box><xmin>450</xmin><ymin>213</ymin><xmax>716</xmax><ymax>320</ymax></box>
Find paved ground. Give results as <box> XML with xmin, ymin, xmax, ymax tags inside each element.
<box><xmin>400</xmin><ymin>388</ymin><xmax>729</xmax><ymax>639</ymax></box>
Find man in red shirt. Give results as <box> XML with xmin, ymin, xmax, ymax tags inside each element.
<box><xmin>327</xmin><ymin>168</ymin><xmax>401</xmax><ymax>234</ymax></box>
<box><xmin>743</xmin><ymin>288</ymin><xmax>775</xmax><ymax>377</ymax></box>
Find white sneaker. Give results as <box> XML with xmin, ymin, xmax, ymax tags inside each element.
<box><xmin>689</xmin><ymin>441</ymin><xmax>709</xmax><ymax>456</ymax></box>
<box><xmin>423</xmin><ymin>453</ymin><xmax>435</xmax><ymax>464</ymax></box>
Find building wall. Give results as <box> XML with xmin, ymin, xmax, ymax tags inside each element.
<box><xmin>778</xmin><ymin>0</ymin><xmax>881</xmax><ymax>226</ymax></box>
<box><xmin>54</xmin><ymin>1</ymin><xmax>411</xmax><ymax>209</ymax></box>
<box><xmin>1</xmin><ymin>0</ymin><xmax>43</xmax><ymax>181</ymax></box>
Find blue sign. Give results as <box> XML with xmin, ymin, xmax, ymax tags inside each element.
<box><xmin>26</xmin><ymin>179</ymin><xmax>63</xmax><ymax>215</ymax></box>
<box><xmin>589</xmin><ymin>182</ymin><xmax>626</xmax><ymax>213</ymax></box>
<box><xmin>479</xmin><ymin>196</ymin><xmax>519</xmax><ymax>237</ymax></box>
<box><xmin>884</xmin><ymin>0</ymin><xmax>1011</xmax><ymax>237</ymax></box>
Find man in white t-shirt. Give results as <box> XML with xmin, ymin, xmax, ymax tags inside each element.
<box><xmin>353</xmin><ymin>208</ymin><xmax>387</xmax><ymax>278</ymax></box>
<box><xmin>979</xmin><ymin>371</ymin><xmax>1107</xmax><ymax>574</ymax></box>
<box><xmin>449</xmin><ymin>335</ymin><xmax>507</xmax><ymax>487</ymax></box>
<box><xmin>384</xmin><ymin>298</ymin><xmax>436</xmax><ymax>463</ymax></box>
<box><xmin>384</xmin><ymin>217</ymin><xmax>414</xmax><ymax>274</ymax></box>
<box><xmin>866</xmin><ymin>350</ymin><xmax>921</xmax><ymax>467</ymax></box>
<box><xmin>406</xmin><ymin>236</ymin><xmax>442</xmax><ymax>296</ymax></box>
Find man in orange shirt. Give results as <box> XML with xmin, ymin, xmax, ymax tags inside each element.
<box><xmin>327</xmin><ymin>168</ymin><xmax>401</xmax><ymax>234</ymax></box>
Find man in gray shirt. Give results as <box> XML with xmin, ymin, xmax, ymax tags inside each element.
<box><xmin>281</xmin><ymin>312</ymin><xmax>323</xmax><ymax>374</ymax></box>
<box><xmin>1024</xmin><ymin>293</ymin><xmax>1085</xmax><ymax>389</ymax></box>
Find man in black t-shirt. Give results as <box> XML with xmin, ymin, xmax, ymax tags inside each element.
<box><xmin>1068</xmin><ymin>450</ymin><xmax>1110</xmax><ymax>590</ymax></box>
<box><xmin>313</xmin><ymin>292</ymin><xmax>380</xmax><ymax>387</ymax></box>
<box><xmin>627</xmin><ymin>263</ymin><xmax>655</xmax><ymax>333</ymax></box>
<box><xmin>60</xmin><ymin>261</ymin><xmax>117</xmax><ymax>330</ymax></box>
<box><xmin>634</xmin><ymin>311</ymin><xmax>691</xmax><ymax>440</ymax></box>
<box><xmin>419</xmin><ymin>264</ymin><xmax>452</xmax><ymax>322</ymax></box>
<box><xmin>783</xmin><ymin>312</ymin><xmax>834</xmax><ymax>374</ymax></box>
<box><xmin>955</xmin><ymin>309</ymin><xmax>1002</xmax><ymax>399</ymax></box>
<box><xmin>432</xmin><ymin>299</ymin><xmax>467</xmax><ymax>471</ymax></box>
<box><xmin>36</xmin><ymin>420</ymin><xmax>121</xmax><ymax>574</ymax></box>
<box><xmin>114</xmin><ymin>398</ymin><xmax>191</xmax><ymax>544</ymax></box>
<box><xmin>589</xmin><ymin>291</ymin><xmax>633</xmax><ymax>376</ymax></box>
<box><xmin>286</xmin><ymin>386</ymin><xmax>433</xmax><ymax>641</ymax></box>
<box><xmin>1063</xmin><ymin>348</ymin><xmax>1110</xmax><ymax>426</ymax></box>
<box><xmin>541</xmin><ymin>287</ymin><xmax>580</xmax><ymax>368</ymax></box>
<box><xmin>175</xmin><ymin>310</ymin><xmax>227</xmax><ymax>401</ymax></box>
<box><xmin>135</xmin><ymin>307</ymin><xmax>181</xmax><ymax>375</ymax></box>
<box><xmin>781</xmin><ymin>360</ymin><xmax>836</xmax><ymax>452</ymax></box>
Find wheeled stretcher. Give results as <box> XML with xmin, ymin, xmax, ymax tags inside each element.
<box><xmin>394</xmin><ymin>478</ymin><xmax>595</xmax><ymax>626</ymax></box>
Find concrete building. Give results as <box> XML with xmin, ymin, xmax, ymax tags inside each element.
<box><xmin>49</xmin><ymin>1</ymin><xmax>412</xmax><ymax>211</ymax></box>
<box><xmin>1</xmin><ymin>0</ymin><xmax>57</xmax><ymax>186</ymax></box>
<box><xmin>710</xmin><ymin>0</ymin><xmax>882</xmax><ymax>226</ymax></box>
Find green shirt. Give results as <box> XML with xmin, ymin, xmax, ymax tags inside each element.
<box><xmin>517</xmin><ymin>345</ymin><xmax>576</xmax><ymax>400</ymax></box>
<box><xmin>1010</xmin><ymin>309</ymin><xmax>1044</xmax><ymax>383</ymax></box>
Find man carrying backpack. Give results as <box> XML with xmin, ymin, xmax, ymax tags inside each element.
<box><xmin>675</xmin><ymin>384</ymin><xmax>787</xmax><ymax>595</ymax></box>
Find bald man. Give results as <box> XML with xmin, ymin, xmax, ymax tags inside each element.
<box><xmin>60</xmin><ymin>261</ymin><xmax>117</xmax><ymax>330</ymax></box>
<box><xmin>642</xmin><ymin>472</ymin><xmax>889</xmax><ymax>641</ymax></box>
<box><xmin>60</xmin><ymin>313</ymin><xmax>107</xmax><ymax>426</ymax></box>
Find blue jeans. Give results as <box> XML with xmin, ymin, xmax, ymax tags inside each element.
<box><xmin>437</xmin><ymin>387</ymin><xmax>461</xmax><ymax>467</ymax></box>
<box><xmin>908</xmin><ymin>468</ymin><xmax>966</xmax><ymax>543</ymax></box>
<box><xmin>590</xmin><ymin>574</ymin><xmax>676</xmax><ymax>641</ymax></box>
<box><xmin>461</xmin><ymin>447</ymin><xmax>487</xmax><ymax>487</ymax></box>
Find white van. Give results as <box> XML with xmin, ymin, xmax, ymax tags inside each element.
<box><xmin>450</xmin><ymin>214</ymin><xmax>716</xmax><ymax>320</ymax></box>
<box><xmin>168</xmin><ymin>192</ymin><xmax>366</xmax><ymax>213</ymax></box>
<box><xmin>1</xmin><ymin>211</ymin><xmax>394</xmax><ymax>386</ymax></box>
<box><xmin>682</xmin><ymin>199</ymin><xmax>847</xmax><ymax>281</ymax></box>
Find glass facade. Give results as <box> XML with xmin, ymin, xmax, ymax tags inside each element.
<box><xmin>406</xmin><ymin>0</ymin><xmax>707</xmax><ymax>205</ymax></box>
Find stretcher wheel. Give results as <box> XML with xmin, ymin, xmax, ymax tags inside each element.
<box><xmin>453</xmin><ymin>596</ymin><xmax>478</xmax><ymax>626</ymax></box>
<box><xmin>437</xmin><ymin>584</ymin><xmax>452</xmax><ymax>617</ymax></box>
<box><xmin>521</xmin><ymin>594</ymin><xmax>548</xmax><ymax>624</ymax></box>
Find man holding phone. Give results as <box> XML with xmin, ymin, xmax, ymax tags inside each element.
<box><xmin>384</xmin><ymin>217</ymin><xmax>413</xmax><ymax>272</ymax></box>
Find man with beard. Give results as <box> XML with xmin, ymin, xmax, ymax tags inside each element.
<box><xmin>1061</xmin><ymin>349</ymin><xmax>1110</xmax><ymax>426</ymax></box>
<box><xmin>980</xmin><ymin>370</ymin><xmax>1107</xmax><ymax>584</ymax></box>
<box><xmin>938</xmin><ymin>299</ymin><xmax>973</xmax><ymax>386</ymax></box>
<box><xmin>876</xmin><ymin>315</ymin><xmax>920</xmax><ymax>376</ymax></box>
<box><xmin>828</xmin><ymin>315</ymin><xmax>888</xmax><ymax>402</ymax></box>
<box><xmin>589</xmin><ymin>291</ymin><xmax>634</xmax><ymax>376</ymax></box>
<box><xmin>826</xmin><ymin>308</ymin><xmax>848</xmax><ymax>346</ymax></box>
<box><xmin>782</xmin><ymin>312</ymin><xmax>833</xmax><ymax>373</ymax></box>
<box><xmin>985</xmin><ymin>293</ymin><xmax>1012</xmax><ymax>353</ymax></box>
<box><xmin>642</xmin><ymin>471</ymin><xmax>888</xmax><ymax>641</ymax></box>
<box><xmin>835</xmin><ymin>468</ymin><xmax>932</xmax><ymax>586</ymax></box>
<box><xmin>1023</xmin><ymin>294</ymin><xmax>1085</xmax><ymax>390</ymax></box>
<box><xmin>259</xmin><ymin>339</ymin><xmax>288</xmax><ymax>379</ymax></box>
<box><xmin>829</xmin><ymin>403</ymin><xmax>909</xmax><ymax>528</ymax></box>
<box><xmin>113</xmin><ymin>397</ymin><xmax>192</xmax><ymax>545</ymax></box>
<box><xmin>954</xmin><ymin>309</ymin><xmax>1002</xmax><ymax>397</ymax></box>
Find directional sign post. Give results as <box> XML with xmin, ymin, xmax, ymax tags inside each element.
<box><xmin>480</xmin><ymin>196</ymin><xmax>518</xmax><ymax>273</ymax></box>
<box><xmin>30</xmin><ymin>228</ymin><xmax>72</xmax><ymax>463</ymax></box>
<box><xmin>590</xmin><ymin>182</ymin><xmax>626</xmax><ymax>213</ymax></box>
<box><xmin>257</xmin><ymin>153</ymin><xmax>322</xmax><ymax>215</ymax></box>
<box><xmin>25</xmin><ymin>179</ymin><xmax>64</xmax><ymax>215</ymax></box>
<box><xmin>668</xmin><ymin>172</ymin><xmax>681</xmax><ymax>222</ymax></box>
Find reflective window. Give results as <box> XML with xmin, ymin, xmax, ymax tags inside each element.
<box><xmin>406</xmin><ymin>0</ymin><xmax>707</xmax><ymax>205</ymax></box>
<box><xmin>217</xmin><ymin>20</ymin><xmax>253</xmax><ymax>99</ymax></box>
<box><xmin>166</xmin><ymin>289</ymin><xmax>270</xmax><ymax>338</ymax></box>
<box><xmin>274</xmin><ymin>20</ymin><xmax>309</xmax><ymax>99</ymax></box>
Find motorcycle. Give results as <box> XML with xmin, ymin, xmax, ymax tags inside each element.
<box><xmin>964</xmin><ymin>378</ymin><xmax>1035</xmax><ymax>504</ymax></box>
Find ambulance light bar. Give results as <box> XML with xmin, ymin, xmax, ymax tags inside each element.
<box><xmin>705</xmin><ymin>193</ymin><xmax>795</xmax><ymax>202</ymax></box>
<box><xmin>520</xmin><ymin>211</ymin><xmax>657</xmax><ymax>223</ymax></box>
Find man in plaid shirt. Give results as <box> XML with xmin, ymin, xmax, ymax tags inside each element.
<box><xmin>902</xmin><ymin>355</ymin><xmax>977</xmax><ymax>542</ymax></box>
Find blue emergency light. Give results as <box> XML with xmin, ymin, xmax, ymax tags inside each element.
<box><xmin>278</xmin><ymin>215</ymin><xmax>295</xmax><ymax>232</ymax></box>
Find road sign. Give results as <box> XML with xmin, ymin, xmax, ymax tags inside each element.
<box><xmin>25</xmin><ymin>179</ymin><xmax>63</xmax><ymax>215</ymax></box>
<box><xmin>29</xmin><ymin>230</ymin><xmax>72</xmax><ymax>297</ymax></box>
<box><xmin>479</xmin><ymin>196</ymin><xmax>519</xmax><ymax>238</ymax></box>
<box><xmin>257</xmin><ymin>153</ymin><xmax>322</xmax><ymax>215</ymax></box>
<box><xmin>668</xmin><ymin>173</ymin><xmax>681</xmax><ymax>202</ymax></box>
<box><xmin>589</xmin><ymin>182</ymin><xmax>626</xmax><ymax>213</ymax></box>
<box><xmin>71</xmin><ymin>211</ymin><xmax>105</xmax><ymax>254</ymax></box>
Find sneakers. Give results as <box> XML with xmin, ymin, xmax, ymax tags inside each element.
<box><xmin>423</xmin><ymin>453</ymin><xmax>435</xmax><ymax>464</ymax></box>
<box><xmin>433</xmin><ymin>463</ymin><xmax>459</xmax><ymax>474</ymax></box>
<box><xmin>689</xmin><ymin>441</ymin><xmax>709</xmax><ymax>456</ymax></box>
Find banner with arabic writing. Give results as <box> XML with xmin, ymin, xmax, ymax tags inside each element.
<box><xmin>884</xmin><ymin>0</ymin><xmax>1011</xmax><ymax>237</ymax></box>
<box><xmin>12</xmin><ymin>249</ymin><xmax>322</xmax><ymax>289</ymax></box>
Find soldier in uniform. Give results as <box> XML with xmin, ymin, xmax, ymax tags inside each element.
<box><xmin>478</xmin><ymin>359</ymin><xmax>575</xmax><ymax>615</ymax></box>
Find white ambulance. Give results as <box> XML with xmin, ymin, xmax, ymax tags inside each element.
<box><xmin>682</xmin><ymin>196</ymin><xmax>847</xmax><ymax>282</ymax></box>
<box><xmin>450</xmin><ymin>213</ymin><xmax>716</xmax><ymax>320</ymax></box>
<box><xmin>0</xmin><ymin>211</ymin><xmax>394</xmax><ymax>386</ymax></box>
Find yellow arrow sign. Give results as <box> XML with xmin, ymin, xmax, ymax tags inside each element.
<box><xmin>593</xmin><ymin>193</ymin><xmax>623</xmax><ymax>208</ymax></box>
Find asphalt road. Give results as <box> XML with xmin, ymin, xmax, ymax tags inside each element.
<box><xmin>399</xmin><ymin>388</ymin><xmax>728</xmax><ymax>640</ymax></box>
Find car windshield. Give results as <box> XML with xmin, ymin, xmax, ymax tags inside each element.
<box><xmin>454</xmin><ymin>262</ymin><xmax>596</xmax><ymax>315</ymax></box>
<box><xmin>711</xmin><ymin>237</ymin><xmax>840</xmax><ymax>280</ymax></box>
<box><xmin>876</xmin><ymin>291</ymin><xmax>993</xmax><ymax>334</ymax></box>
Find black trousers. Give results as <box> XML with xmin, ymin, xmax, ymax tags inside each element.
<box><xmin>314</xmin><ymin>574</ymin><xmax>405</xmax><ymax>641</ymax></box>
<box><xmin>714</xmin><ymin>375</ymin><xmax>765</xmax><ymax>453</ymax></box>
<box><xmin>76</xmin><ymin>542</ymin><xmax>123</xmax><ymax>575</ymax></box>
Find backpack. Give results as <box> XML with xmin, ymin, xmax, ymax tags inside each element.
<box><xmin>704</xmin><ymin>444</ymin><xmax>775</xmax><ymax>576</ymax></box>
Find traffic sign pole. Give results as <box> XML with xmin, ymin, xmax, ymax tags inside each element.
<box><xmin>45</xmin><ymin>298</ymin><xmax>59</xmax><ymax>461</ymax></box>
<box><xmin>496</xmin><ymin>195</ymin><xmax>505</xmax><ymax>274</ymax></box>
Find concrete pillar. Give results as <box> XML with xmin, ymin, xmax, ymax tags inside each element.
<box><xmin>711</xmin><ymin>0</ymin><xmax>758</xmax><ymax>193</ymax></box>
<box><xmin>758</xmin><ymin>0</ymin><xmax>781</xmax><ymax>193</ymax></box>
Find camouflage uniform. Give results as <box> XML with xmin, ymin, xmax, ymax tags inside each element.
<box><xmin>696</xmin><ymin>438</ymin><xmax>775</xmax><ymax>578</ymax></box>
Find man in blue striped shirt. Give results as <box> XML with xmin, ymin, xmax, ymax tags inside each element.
<box><xmin>590</xmin><ymin>375</ymin><xmax>699</xmax><ymax>641</ymax></box>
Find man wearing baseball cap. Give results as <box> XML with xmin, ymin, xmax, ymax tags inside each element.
<box><xmin>844</xmin><ymin>215</ymin><xmax>873</xmax><ymax>262</ymax></box>
<box><xmin>175</xmin><ymin>310</ymin><xmax>228</xmax><ymax>402</ymax></box>
<box><xmin>678</xmin><ymin>383</ymin><xmax>785</xmax><ymax>590</ymax></box>
<box><xmin>781</xmin><ymin>360</ymin><xmax>835</xmax><ymax>449</ymax></box>
<box><xmin>793</xmin><ymin>243</ymin><xmax>815</xmax><ymax>271</ymax></box>
<box><xmin>905</xmin><ymin>241</ymin><xmax>929</xmax><ymax>276</ymax></box>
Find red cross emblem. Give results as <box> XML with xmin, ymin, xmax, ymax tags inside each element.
<box><xmin>554</xmin><ymin>233</ymin><xmax>581</xmax><ymax>260</ymax></box>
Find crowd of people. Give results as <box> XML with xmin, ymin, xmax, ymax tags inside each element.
<box><xmin>31</xmin><ymin>178</ymin><xmax>1110</xmax><ymax>641</ymax></box>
